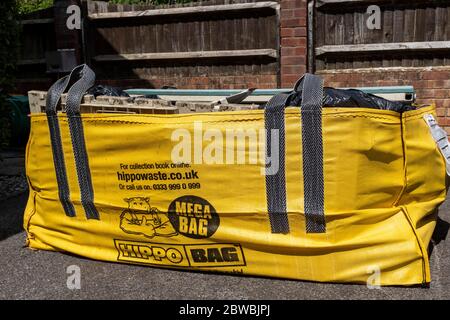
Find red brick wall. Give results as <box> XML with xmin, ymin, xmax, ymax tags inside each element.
<box><xmin>280</xmin><ymin>0</ymin><xmax>308</xmax><ymax>87</ymax></box>
<box><xmin>317</xmin><ymin>68</ymin><xmax>450</xmax><ymax>132</ymax></box>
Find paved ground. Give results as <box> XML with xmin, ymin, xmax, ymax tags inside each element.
<box><xmin>0</xmin><ymin>151</ymin><xmax>449</xmax><ymax>300</ymax></box>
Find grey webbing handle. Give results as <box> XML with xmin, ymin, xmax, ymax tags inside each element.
<box><xmin>65</xmin><ymin>64</ymin><xmax>96</xmax><ymax>115</ymax></box>
<box><xmin>64</xmin><ymin>64</ymin><xmax>99</xmax><ymax>220</ymax></box>
<box><xmin>264</xmin><ymin>73</ymin><xmax>326</xmax><ymax>234</ymax></box>
<box><xmin>45</xmin><ymin>64</ymin><xmax>99</xmax><ymax>220</ymax></box>
<box><xmin>46</xmin><ymin>75</ymin><xmax>76</xmax><ymax>217</ymax></box>
<box><xmin>297</xmin><ymin>74</ymin><xmax>326</xmax><ymax>233</ymax></box>
<box><xmin>265</xmin><ymin>93</ymin><xmax>290</xmax><ymax>234</ymax></box>
<box><xmin>46</xmin><ymin>76</ymin><xmax>70</xmax><ymax>114</ymax></box>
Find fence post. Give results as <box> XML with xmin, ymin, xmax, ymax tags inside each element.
<box><xmin>80</xmin><ymin>0</ymin><xmax>91</xmax><ymax>66</ymax></box>
<box><xmin>53</xmin><ymin>0</ymin><xmax>83</xmax><ymax>65</ymax></box>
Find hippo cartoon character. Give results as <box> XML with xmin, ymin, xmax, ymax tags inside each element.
<box><xmin>120</xmin><ymin>197</ymin><xmax>177</xmax><ymax>238</ymax></box>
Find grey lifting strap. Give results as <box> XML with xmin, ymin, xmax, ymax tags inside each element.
<box><xmin>45</xmin><ymin>64</ymin><xmax>99</xmax><ymax>220</ymax></box>
<box><xmin>297</xmin><ymin>74</ymin><xmax>326</xmax><ymax>233</ymax></box>
<box><xmin>65</xmin><ymin>64</ymin><xmax>100</xmax><ymax>220</ymax></box>
<box><xmin>264</xmin><ymin>93</ymin><xmax>290</xmax><ymax>234</ymax></box>
<box><xmin>46</xmin><ymin>75</ymin><xmax>76</xmax><ymax>217</ymax></box>
<box><xmin>264</xmin><ymin>73</ymin><xmax>326</xmax><ymax>234</ymax></box>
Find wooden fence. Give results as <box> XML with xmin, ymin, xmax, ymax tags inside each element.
<box><xmin>84</xmin><ymin>0</ymin><xmax>280</xmax><ymax>88</ymax></box>
<box><xmin>14</xmin><ymin>0</ymin><xmax>450</xmax><ymax>92</ymax></box>
<box><xmin>15</xmin><ymin>0</ymin><xmax>280</xmax><ymax>91</ymax></box>
<box><xmin>17</xmin><ymin>7</ymin><xmax>55</xmax><ymax>88</ymax></box>
<box><xmin>313</xmin><ymin>0</ymin><xmax>450</xmax><ymax>71</ymax></box>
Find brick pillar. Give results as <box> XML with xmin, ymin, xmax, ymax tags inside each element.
<box><xmin>279</xmin><ymin>0</ymin><xmax>308</xmax><ymax>88</ymax></box>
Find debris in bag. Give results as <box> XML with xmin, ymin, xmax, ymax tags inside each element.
<box><xmin>286</xmin><ymin>87</ymin><xmax>415</xmax><ymax>113</ymax></box>
<box><xmin>87</xmin><ymin>85</ymin><xmax>130</xmax><ymax>98</ymax></box>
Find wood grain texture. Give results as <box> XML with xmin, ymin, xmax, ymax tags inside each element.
<box><xmin>93</xmin><ymin>49</ymin><xmax>278</xmax><ymax>61</ymax></box>
<box><xmin>315</xmin><ymin>2</ymin><xmax>450</xmax><ymax>70</ymax></box>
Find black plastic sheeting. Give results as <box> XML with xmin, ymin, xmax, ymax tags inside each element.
<box><xmin>87</xmin><ymin>85</ymin><xmax>130</xmax><ymax>98</ymax></box>
<box><xmin>286</xmin><ymin>87</ymin><xmax>415</xmax><ymax>112</ymax></box>
<box><xmin>87</xmin><ymin>85</ymin><xmax>180</xmax><ymax>99</ymax></box>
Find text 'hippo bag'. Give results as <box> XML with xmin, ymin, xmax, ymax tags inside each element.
<box><xmin>24</xmin><ymin>64</ymin><xmax>448</xmax><ymax>285</ymax></box>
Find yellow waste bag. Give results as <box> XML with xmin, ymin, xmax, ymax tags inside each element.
<box><xmin>24</xmin><ymin>65</ymin><xmax>448</xmax><ymax>285</ymax></box>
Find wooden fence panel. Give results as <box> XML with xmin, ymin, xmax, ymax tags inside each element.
<box><xmin>15</xmin><ymin>0</ymin><xmax>280</xmax><ymax>92</ymax></box>
<box><xmin>314</xmin><ymin>0</ymin><xmax>450</xmax><ymax>71</ymax></box>
<box><xmin>16</xmin><ymin>7</ymin><xmax>56</xmax><ymax>92</ymax></box>
<box><xmin>84</xmin><ymin>0</ymin><xmax>280</xmax><ymax>89</ymax></box>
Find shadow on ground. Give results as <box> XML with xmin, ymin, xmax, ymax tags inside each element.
<box><xmin>429</xmin><ymin>217</ymin><xmax>450</xmax><ymax>256</ymax></box>
<box><xmin>0</xmin><ymin>192</ymin><xmax>27</xmax><ymax>241</ymax></box>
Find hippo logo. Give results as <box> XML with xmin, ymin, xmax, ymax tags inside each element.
<box><xmin>120</xmin><ymin>197</ymin><xmax>177</xmax><ymax>238</ymax></box>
